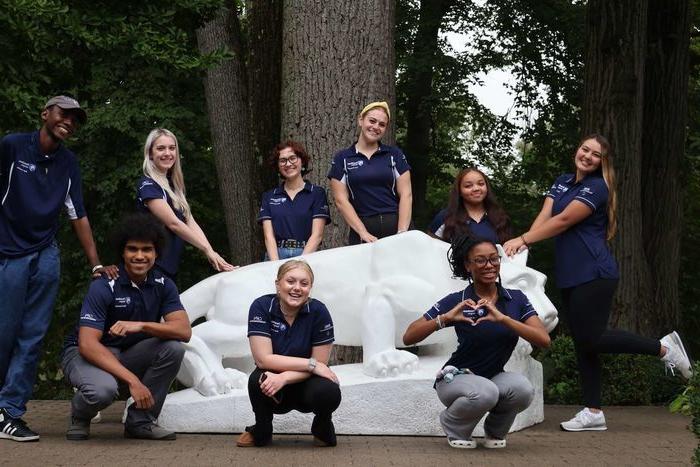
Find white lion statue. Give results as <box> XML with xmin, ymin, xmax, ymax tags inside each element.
<box><xmin>176</xmin><ymin>231</ymin><xmax>558</xmax><ymax>397</ymax></box>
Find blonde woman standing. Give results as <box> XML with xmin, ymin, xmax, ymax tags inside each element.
<box><xmin>137</xmin><ymin>128</ymin><xmax>234</xmax><ymax>280</ymax></box>
<box><xmin>328</xmin><ymin>101</ymin><xmax>412</xmax><ymax>245</ymax></box>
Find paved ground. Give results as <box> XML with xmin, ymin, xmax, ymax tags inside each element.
<box><xmin>3</xmin><ymin>401</ymin><xmax>695</xmax><ymax>466</ymax></box>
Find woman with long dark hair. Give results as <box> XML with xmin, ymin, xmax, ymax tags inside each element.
<box><xmin>428</xmin><ymin>168</ymin><xmax>511</xmax><ymax>244</ymax></box>
<box><xmin>503</xmin><ymin>134</ymin><xmax>692</xmax><ymax>432</ymax></box>
<box><xmin>403</xmin><ymin>235</ymin><xmax>550</xmax><ymax>448</ymax></box>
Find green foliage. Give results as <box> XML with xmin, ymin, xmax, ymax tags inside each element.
<box><xmin>0</xmin><ymin>0</ymin><xmax>232</xmax><ymax>398</ymax></box>
<box><xmin>669</xmin><ymin>367</ymin><xmax>700</xmax><ymax>465</ymax></box>
<box><xmin>539</xmin><ymin>336</ymin><xmax>684</xmax><ymax>406</ymax></box>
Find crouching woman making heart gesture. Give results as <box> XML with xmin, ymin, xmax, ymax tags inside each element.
<box><xmin>237</xmin><ymin>260</ymin><xmax>341</xmax><ymax>448</ymax></box>
<box><xmin>403</xmin><ymin>235</ymin><xmax>550</xmax><ymax>449</ymax></box>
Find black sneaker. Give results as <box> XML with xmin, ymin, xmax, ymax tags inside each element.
<box><xmin>0</xmin><ymin>408</ymin><xmax>40</xmax><ymax>442</ymax></box>
<box><xmin>124</xmin><ymin>423</ymin><xmax>176</xmax><ymax>440</ymax></box>
<box><xmin>66</xmin><ymin>416</ymin><xmax>91</xmax><ymax>441</ymax></box>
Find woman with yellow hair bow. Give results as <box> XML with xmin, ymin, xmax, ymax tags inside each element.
<box><xmin>327</xmin><ymin>102</ymin><xmax>413</xmax><ymax>244</ymax></box>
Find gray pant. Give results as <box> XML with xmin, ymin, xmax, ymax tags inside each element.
<box><xmin>61</xmin><ymin>337</ymin><xmax>185</xmax><ymax>428</ymax></box>
<box><xmin>435</xmin><ymin>371</ymin><xmax>534</xmax><ymax>440</ymax></box>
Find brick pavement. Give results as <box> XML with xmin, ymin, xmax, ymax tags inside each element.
<box><xmin>2</xmin><ymin>401</ymin><xmax>695</xmax><ymax>466</ymax></box>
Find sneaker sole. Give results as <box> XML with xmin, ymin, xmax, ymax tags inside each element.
<box><xmin>66</xmin><ymin>433</ymin><xmax>89</xmax><ymax>441</ymax></box>
<box><xmin>0</xmin><ymin>432</ymin><xmax>40</xmax><ymax>442</ymax></box>
<box><xmin>560</xmin><ymin>424</ymin><xmax>607</xmax><ymax>432</ymax></box>
<box><xmin>669</xmin><ymin>331</ymin><xmax>693</xmax><ymax>378</ymax></box>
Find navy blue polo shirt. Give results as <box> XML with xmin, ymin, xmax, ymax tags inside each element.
<box><xmin>0</xmin><ymin>131</ymin><xmax>86</xmax><ymax>257</ymax></box>
<box><xmin>546</xmin><ymin>173</ymin><xmax>619</xmax><ymax>289</ymax></box>
<box><xmin>136</xmin><ymin>176</ymin><xmax>186</xmax><ymax>277</ymax></box>
<box><xmin>327</xmin><ymin>143</ymin><xmax>411</xmax><ymax>217</ymax></box>
<box><xmin>247</xmin><ymin>294</ymin><xmax>334</xmax><ymax>358</ymax></box>
<box><xmin>257</xmin><ymin>181</ymin><xmax>330</xmax><ymax>242</ymax></box>
<box><xmin>428</xmin><ymin>209</ymin><xmax>499</xmax><ymax>244</ymax></box>
<box><xmin>424</xmin><ymin>284</ymin><xmax>537</xmax><ymax>379</ymax></box>
<box><xmin>64</xmin><ymin>265</ymin><xmax>184</xmax><ymax>350</ymax></box>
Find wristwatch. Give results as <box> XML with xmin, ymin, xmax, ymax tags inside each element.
<box><xmin>308</xmin><ymin>357</ymin><xmax>317</xmax><ymax>372</ymax></box>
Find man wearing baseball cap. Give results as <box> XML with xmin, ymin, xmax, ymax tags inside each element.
<box><xmin>0</xmin><ymin>96</ymin><xmax>116</xmax><ymax>442</ymax></box>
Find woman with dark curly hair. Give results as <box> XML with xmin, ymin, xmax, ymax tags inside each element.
<box><xmin>403</xmin><ymin>235</ymin><xmax>549</xmax><ymax>449</ymax></box>
<box><xmin>258</xmin><ymin>141</ymin><xmax>330</xmax><ymax>260</ymax></box>
<box><xmin>428</xmin><ymin>167</ymin><xmax>511</xmax><ymax>244</ymax></box>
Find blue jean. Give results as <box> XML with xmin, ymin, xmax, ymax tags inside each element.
<box><xmin>0</xmin><ymin>243</ymin><xmax>61</xmax><ymax>418</ymax></box>
<box><xmin>264</xmin><ymin>247</ymin><xmax>304</xmax><ymax>261</ymax></box>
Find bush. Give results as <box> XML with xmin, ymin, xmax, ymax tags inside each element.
<box><xmin>669</xmin><ymin>369</ymin><xmax>700</xmax><ymax>465</ymax></box>
<box><xmin>539</xmin><ymin>335</ymin><xmax>684</xmax><ymax>406</ymax></box>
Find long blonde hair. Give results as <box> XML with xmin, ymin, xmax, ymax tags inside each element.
<box><xmin>579</xmin><ymin>134</ymin><xmax>617</xmax><ymax>240</ymax></box>
<box><xmin>142</xmin><ymin>128</ymin><xmax>191</xmax><ymax>220</ymax></box>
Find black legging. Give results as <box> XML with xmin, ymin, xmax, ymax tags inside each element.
<box><xmin>246</xmin><ymin>367</ymin><xmax>342</xmax><ymax>446</ymax></box>
<box><xmin>561</xmin><ymin>278</ymin><xmax>661</xmax><ymax>409</ymax></box>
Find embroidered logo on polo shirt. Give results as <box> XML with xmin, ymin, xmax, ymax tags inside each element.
<box><xmin>81</xmin><ymin>313</ymin><xmax>98</xmax><ymax>322</ymax></box>
<box><xmin>250</xmin><ymin>316</ymin><xmax>266</xmax><ymax>324</ymax></box>
<box><xmin>346</xmin><ymin>160</ymin><xmax>364</xmax><ymax>170</ymax></box>
<box><xmin>115</xmin><ymin>296</ymin><xmax>131</xmax><ymax>308</ymax></box>
<box><xmin>580</xmin><ymin>187</ymin><xmax>593</xmax><ymax>196</ymax></box>
<box><xmin>15</xmin><ymin>160</ymin><xmax>37</xmax><ymax>174</ymax></box>
<box><xmin>270</xmin><ymin>197</ymin><xmax>287</xmax><ymax>205</ymax></box>
<box><xmin>556</xmin><ymin>184</ymin><xmax>569</xmax><ymax>193</ymax></box>
<box><xmin>433</xmin><ymin>302</ymin><xmax>441</xmax><ymax>311</ymax></box>
<box><xmin>271</xmin><ymin>320</ymin><xmax>286</xmax><ymax>333</ymax></box>
<box><xmin>155</xmin><ymin>277</ymin><xmax>165</xmax><ymax>285</ymax></box>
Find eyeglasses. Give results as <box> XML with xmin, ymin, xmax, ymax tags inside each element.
<box><xmin>469</xmin><ymin>256</ymin><xmax>501</xmax><ymax>267</ymax></box>
<box><xmin>278</xmin><ymin>154</ymin><xmax>299</xmax><ymax>166</ymax></box>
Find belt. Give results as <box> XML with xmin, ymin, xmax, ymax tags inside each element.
<box><xmin>277</xmin><ymin>239</ymin><xmax>306</xmax><ymax>249</ymax></box>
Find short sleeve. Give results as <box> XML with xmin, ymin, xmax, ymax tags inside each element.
<box><xmin>327</xmin><ymin>152</ymin><xmax>345</xmax><ymax>182</ymax></box>
<box><xmin>137</xmin><ymin>177</ymin><xmax>166</xmax><ymax>204</ymax></box>
<box><xmin>160</xmin><ymin>279</ymin><xmax>185</xmax><ymax>316</ymax></box>
<box><xmin>423</xmin><ymin>292</ymin><xmax>460</xmax><ymax>321</ymax></box>
<box><xmin>78</xmin><ymin>280</ymin><xmax>113</xmax><ymax>332</ymax></box>
<box><xmin>65</xmin><ymin>158</ymin><xmax>86</xmax><ymax>220</ymax></box>
<box><xmin>513</xmin><ymin>290</ymin><xmax>538</xmax><ymax>322</ymax></box>
<box><xmin>247</xmin><ymin>297</ymin><xmax>272</xmax><ymax>338</ymax></box>
<box><xmin>311</xmin><ymin>186</ymin><xmax>331</xmax><ymax>224</ymax></box>
<box><xmin>311</xmin><ymin>301</ymin><xmax>335</xmax><ymax>346</ymax></box>
<box><xmin>575</xmin><ymin>177</ymin><xmax>609</xmax><ymax>211</ymax></box>
<box><xmin>429</xmin><ymin>209</ymin><xmax>447</xmax><ymax>235</ymax></box>
<box><xmin>257</xmin><ymin>190</ymin><xmax>272</xmax><ymax>223</ymax></box>
<box><xmin>393</xmin><ymin>149</ymin><xmax>411</xmax><ymax>175</ymax></box>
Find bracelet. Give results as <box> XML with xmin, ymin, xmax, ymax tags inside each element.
<box><xmin>91</xmin><ymin>264</ymin><xmax>103</xmax><ymax>274</ymax></box>
<box><xmin>436</xmin><ymin>315</ymin><xmax>445</xmax><ymax>330</ymax></box>
<box><xmin>520</xmin><ymin>234</ymin><xmax>530</xmax><ymax>248</ymax></box>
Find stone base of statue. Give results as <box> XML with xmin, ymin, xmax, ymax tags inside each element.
<box><xmin>157</xmin><ymin>354</ymin><xmax>543</xmax><ymax>436</ymax></box>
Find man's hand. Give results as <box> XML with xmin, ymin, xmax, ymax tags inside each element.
<box><xmin>109</xmin><ymin>321</ymin><xmax>144</xmax><ymax>337</ymax></box>
<box><xmin>128</xmin><ymin>380</ymin><xmax>155</xmax><ymax>409</ymax></box>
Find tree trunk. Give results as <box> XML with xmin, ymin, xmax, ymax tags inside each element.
<box><xmin>582</xmin><ymin>0</ymin><xmax>652</xmax><ymax>331</ymax></box>
<box><xmin>404</xmin><ymin>0</ymin><xmax>453</xmax><ymax>225</ymax></box>
<box><xmin>641</xmin><ymin>0</ymin><xmax>690</xmax><ymax>334</ymax></box>
<box><xmin>197</xmin><ymin>4</ymin><xmax>258</xmax><ymax>265</ymax></box>
<box><xmin>247</xmin><ymin>0</ymin><xmax>284</xmax><ymax>189</ymax></box>
<box><xmin>280</xmin><ymin>0</ymin><xmax>396</xmax><ymax>249</ymax></box>
<box><xmin>280</xmin><ymin>0</ymin><xmax>396</xmax><ymax>364</ymax></box>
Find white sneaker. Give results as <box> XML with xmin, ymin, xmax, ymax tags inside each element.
<box><xmin>482</xmin><ymin>437</ymin><xmax>507</xmax><ymax>448</ymax></box>
<box><xmin>661</xmin><ymin>331</ymin><xmax>693</xmax><ymax>379</ymax></box>
<box><xmin>560</xmin><ymin>408</ymin><xmax>607</xmax><ymax>432</ymax></box>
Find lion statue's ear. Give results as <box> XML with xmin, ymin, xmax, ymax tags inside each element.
<box><xmin>497</xmin><ymin>244</ymin><xmax>529</xmax><ymax>267</ymax></box>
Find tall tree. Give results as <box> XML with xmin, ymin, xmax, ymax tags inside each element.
<box><xmin>280</xmin><ymin>0</ymin><xmax>397</xmax><ymax>248</ymax></box>
<box><xmin>402</xmin><ymin>0</ymin><xmax>455</xmax><ymax>225</ymax></box>
<box><xmin>197</xmin><ymin>3</ymin><xmax>259</xmax><ymax>265</ymax></box>
<box><xmin>582</xmin><ymin>0</ymin><xmax>691</xmax><ymax>334</ymax></box>
<box><xmin>641</xmin><ymin>0</ymin><xmax>691</xmax><ymax>334</ymax></box>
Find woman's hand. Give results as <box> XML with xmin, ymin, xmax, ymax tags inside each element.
<box><xmin>205</xmin><ymin>249</ymin><xmax>237</xmax><ymax>272</ymax></box>
<box><xmin>443</xmin><ymin>299</ymin><xmax>480</xmax><ymax>326</ymax></box>
<box><xmin>473</xmin><ymin>298</ymin><xmax>507</xmax><ymax>325</ymax></box>
<box><xmin>259</xmin><ymin>371</ymin><xmax>287</xmax><ymax>398</ymax></box>
<box><xmin>313</xmin><ymin>362</ymin><xmax>339</xmax><ymax>384</ymax></box>
<box><xmin>359</xmin><ymin>231</ymin><xmax>378</xmax><ymax>243</ymax></box>
<box><xmin>503</xmin><ymin>237</ymin><xmax>526</xmax><ymax>257</ymax></box>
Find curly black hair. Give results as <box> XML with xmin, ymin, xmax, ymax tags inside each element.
<box><xmin>112</xmin><ymin>212</ymin><xmax>168</xmax><ymax>261</ymax></box>
<box><xmin>447</xmin><ymin>234</ymin><xmax>498</xmax><ymax>281</ymax></box>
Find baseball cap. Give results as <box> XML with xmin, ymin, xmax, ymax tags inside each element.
<box><xmin>44</xmin><ymin>95</ymin><xmax>87</xmax><ymax>124</ymax></box>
